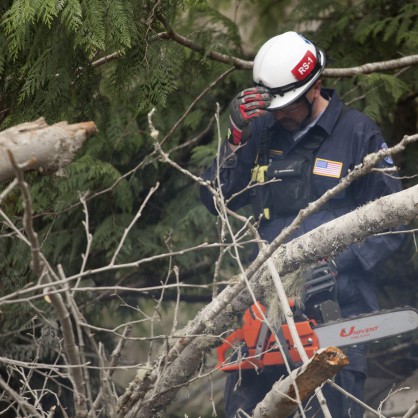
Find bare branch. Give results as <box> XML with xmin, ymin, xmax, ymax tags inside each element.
<box><xmin>110</xmin><ymin>182</ymin><xmax>160</xmax><ymax>265</ymax></box>
<box><xmin>90</xmin><ymin>23</ymin><xmax>418</xmax><ymax>78</ymax></box>
<box><xmin>6</xmin><ymin>152</ymin><xmax>88</xmax><ymax>416</ymax></box>
<box><xmin>253</xmin><ymin>348</ymin><xmax>348</xmax><ymax>418</ymax></box>
<box><xmin>0</xmin><ymin>375</ymin><xmax>43</xmax><ymax>418</ymax></box>
<box><xmin>326</xmin><ymin>379</ymin><xmax>388</xmax><ymax>418</ymax></box>
<box><xmin>325</xmin><ymin>55</ymin><xmax>418</xmax><ymax>77</ymax></box>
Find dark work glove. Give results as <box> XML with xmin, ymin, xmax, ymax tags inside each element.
<box><xmin>301</xmin><ymin>259</ymin><xmax>341</xmax><ymax>322</ymax></box>
<box><xmin>227</xmin><ymin>86</ymin><xmax>271</xmax><ymax>145</ymax></box>
<box><xmin>302</xmin><ymin>259</ymin><xmax>338</xmax><ymax>306</ymax></box>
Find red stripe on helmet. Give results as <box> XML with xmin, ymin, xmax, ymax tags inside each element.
<box><xmin>291</xmin><ymin>50</ymin><xmax>317</xmax><ymax>81</ymax></box>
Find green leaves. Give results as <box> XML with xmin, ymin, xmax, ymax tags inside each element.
<box><xmin>357</xmin><ymin>3</ymin><xmax>418</xmax><ymax>48</ymax></box>
<box><xmin>106</xmin><ymin>0</ymin><xmax>132</xmax><ymax>49</ymax></box>
<box><xmin>60</xmin><ymin>0</ymin><xmax>82</xmax><ymax>32</ymax></box>
<box><xmin>343</xmin><ymin>73</ymin><xmax>411</xmax><ymax>124</ymax></box>
<box><xmin>0</xmin><ymin>0</ymin><xmax>140</xmax><ymax>127</ymax></box>
<box><xmin>73</xmin><ymin>0</ymin><xmax>106</xmax><ymax>57</ymax></box>
<box><xmin>1</xmin><ymin>0</ymin><xmax>35</xmax><ymax>59</ymax></box>
<box><xmin>1</xmin><ymin>0</ymin><xmax>133</xmax><ymax>59</ymax></box>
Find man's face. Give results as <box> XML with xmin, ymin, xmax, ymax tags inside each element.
<box><xmin>272</xmin><ymin>85</ymin><xmax>318</xmax><ymax>132</ymax></box>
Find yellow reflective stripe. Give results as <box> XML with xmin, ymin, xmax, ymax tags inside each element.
<box><xmin>251</xmin><ymin>165</ymin><xmax>268</xmax><ymax>183</ymax></box>
<box><xmin>263</xmin><ymin>208</ymin><xmax>270</xmax><ymax>220</ymax></box>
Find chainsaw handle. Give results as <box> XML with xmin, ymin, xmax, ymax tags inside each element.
<box><xmin>216</xmin><ymin>328</ymin><xmax>244</xmax><ymax>369</ymax></box>
<box><xmin>216</xmin><ymin>328</ymin><xmax>265</xmax><ymax>372</ymax></box>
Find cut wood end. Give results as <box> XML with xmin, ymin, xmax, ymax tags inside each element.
<box><xmin>323</xmin><ymin>346</ymin><xmax>349</xmax><ymax>367</ymax></box>
<box><xmin>78</xmin><ymin>121</ymin><xmax>98</xmax><ymax>136</ymax></box>
<box><xmin>52</xmin><ymin>121</ymin><xmax>99</xmax><ymax>137</ymax></box>
<box><xmin>60</xmin><ymin>120</ymin><xmax>98</xmax><ymax>136</ymax></box>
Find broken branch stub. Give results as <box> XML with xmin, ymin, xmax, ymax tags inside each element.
<box><xmin>253</xmin><ymin>347</ymin><xmax>348</xmax><ymax>418</ymax></box>
<box><xmin>0</xmin><ymin>117</ymin><xmax>98</xmax><ymax>181</ymax></box>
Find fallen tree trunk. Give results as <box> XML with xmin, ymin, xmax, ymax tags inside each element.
<box><xmin>117</xmin><ymin>184</ymin><xmax>418</xmax><ymax>418</ymax></box>
<box><xmin>0</xmin><ymin>117</ymin><xmax>98</xmax><ymax>181</ymax></box>
<box><xmin>253</xmin><ymin>347</ymin><xmax>348</xmax><ymax>418</ymax></box>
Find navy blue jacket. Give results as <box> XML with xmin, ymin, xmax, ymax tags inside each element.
<box><xmin>200</xmin><ymin>89</ymin><xmax>404</xmax><ymax>373</ymax></box>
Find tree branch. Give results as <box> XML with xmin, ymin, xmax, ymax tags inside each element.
<box><xmin>6</xmin><ymin>152</ymin><xmax>88</xmax><ymax>417</ymax></box>
<box><xmin>155</xmin><ymin>18</ymin><xmax>418</xmax><ymax>77</ymax></box>
<box><xmin>252</xmin><ymin>348</ymin><xmax>348</xmax><ymax>418</ymax></box>
<box><xmin>91</xmin><ymin>22</ymin><xmax>418</xmax><ymax>78</ymax></box>
<box><xmin>0</xmin><ymin>118</ymin><xmax>97</xmax><ymax>182</ymax></box>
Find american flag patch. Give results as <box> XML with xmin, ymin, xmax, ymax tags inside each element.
<box><xmin>313</xmin><ymin>158</ymin><xmax>343</xmax><ymax>178</ymax></box>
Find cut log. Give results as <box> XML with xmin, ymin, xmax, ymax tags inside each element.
<box><xmin>0</xmin><ymin>117</ymin><xmax>98</xmax><ymax>181</ymax></box>
<box><xmin>253</xmin><ymin>347</ymin><xmax>348</xmax><ymax>418</ymax></box>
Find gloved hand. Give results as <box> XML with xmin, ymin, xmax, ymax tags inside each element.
<box><xmin>302</xmin><ymin>259</ymin><xmax>338</xmax><ymax>306</ymax></box>
<box><xmin>227</xmin><ymin>86</ymin><xmax>271</xmax><ymax>145</ymax></box>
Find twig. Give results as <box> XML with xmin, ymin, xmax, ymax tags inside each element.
<box><xmin>159</xmin><ymin>67</ymin><xmax>235</xmax><ymax>146</ymax></box>
<box><xmin>110</xmin><ymin>182</ymin><xmax>160</xmax><ymax>265</ymax></box>
<box><xmin>0</xmin><ymin>178</ymin><xmax>18</xmax><ymax>203</ymax></box>
<box><xmin>77</xmin><ymin>194</ymin><xmax>93</xmax><ymax>285</ymax></box>
<box><xmin>0</xmin><ymin>375</ymin><xmax>43</xmax><ymax>418</ymax></box>
<box><xmin>326</xmin><ymin>379</ymin><xmax>387</xmax><ymax>418</ymax></box>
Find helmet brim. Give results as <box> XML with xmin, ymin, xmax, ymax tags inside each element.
<box><xmin>267</xmin><ymin>88</ymin><xmax>309</xmax><ymax>110</ymax></box>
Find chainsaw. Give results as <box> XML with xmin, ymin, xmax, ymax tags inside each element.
<box><xmin>216</xmin><ymin>263</ymin><xmax>418</xmax><ymax>372</ymax></box>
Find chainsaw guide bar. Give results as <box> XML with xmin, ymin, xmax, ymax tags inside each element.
<box><xmin>216</xmin><ymin>306</ymin><xmax>418</xmax><ymax>372</ymax></box>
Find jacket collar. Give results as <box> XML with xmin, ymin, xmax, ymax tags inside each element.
<box><xmin>315</xmin><ymin>88</ymin><xmax>344</xmax><ymax>136</ymax></box>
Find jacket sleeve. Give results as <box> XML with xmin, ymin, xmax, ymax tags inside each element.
<box><xmin>199</xmin><ymin>140</ymin><xmax>256</xmax><ymax>215</ymax></box>
<box><xmin>336</xmin><ymin>125</ymin><xmax>405</xmax><ymax>273</ymax></box>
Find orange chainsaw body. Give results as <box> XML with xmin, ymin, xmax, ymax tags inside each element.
<box><xmin>216</xmin><ymin>303</ymin><xmax>320</xmax><ymax>372</ymax></box>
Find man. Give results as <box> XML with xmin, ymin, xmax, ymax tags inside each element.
<box><xmin>200</xmin><ymin>32</ymin><xmax>404</xmax><ymax>417</ymax></box>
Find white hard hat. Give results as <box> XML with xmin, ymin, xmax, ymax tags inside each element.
<box><xmin>253</xmin><ymin>31</ymin><xmax>326</xmax><ymax>110</ymax></box>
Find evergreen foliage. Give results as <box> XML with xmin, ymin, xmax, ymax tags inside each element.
<box><xmin>0</xmin><ymin>1</ymin><xmax>417</xmax><ymax>415</ymax></box>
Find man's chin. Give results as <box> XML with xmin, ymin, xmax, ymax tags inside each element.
<box><xmin>278</xmin><ymin>119</ymin><xmax>300</xmax><ymax>132</ymax></box>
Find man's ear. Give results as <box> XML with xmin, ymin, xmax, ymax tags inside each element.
<box><xmin>314</xmin><ymin>79</ymin><xmax>322</xmax><ymax>95</ymax></box>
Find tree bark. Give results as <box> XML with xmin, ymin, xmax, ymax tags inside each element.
<box><xmin>0</xmin><ymin>117</ymin><xmax>97</xmax><ymax>181</ymax></box>
<box><xmin>117</xmin><ymin>185</ymin><xmax>418</xmax><ymax>418</ymax></box>
<box><xmin>253</xmin><ymin>347</ymin><xmax>348</xmax><ymax>418</ymax></box>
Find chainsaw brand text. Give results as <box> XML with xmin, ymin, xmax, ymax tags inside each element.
<box><xmin>339</xmin><ymin>325</ymin><xmax>379</xmax><ymax>338</ymax></box>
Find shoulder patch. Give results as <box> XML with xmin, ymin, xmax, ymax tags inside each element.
<box><xmin>380</xmin><ymin>142</ymin><xmax>394</xmax><ymax>165</ymax></box>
